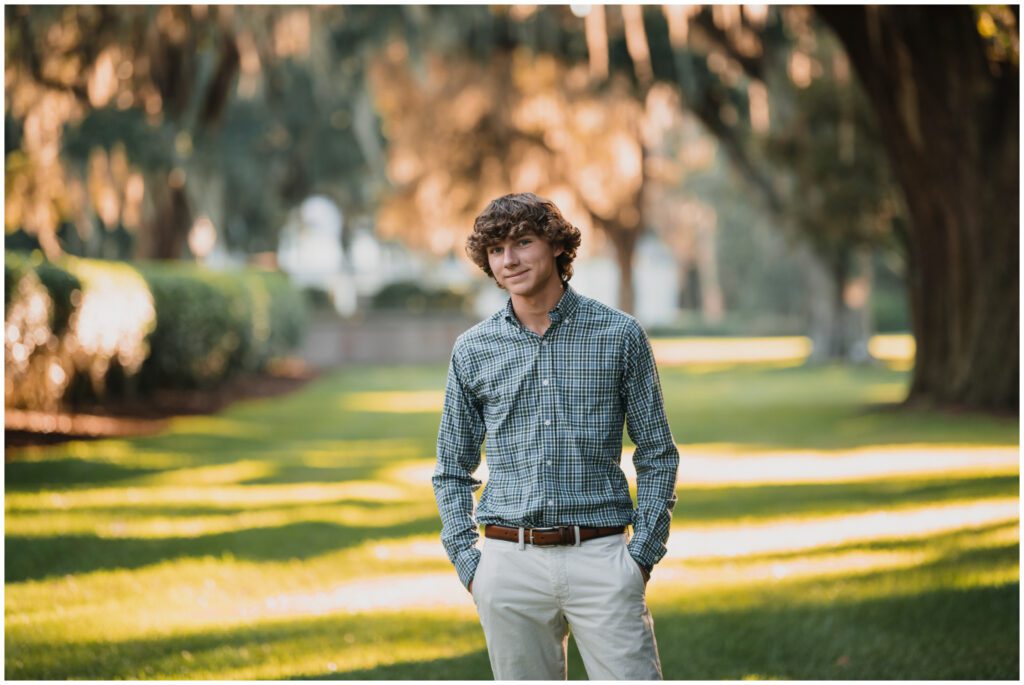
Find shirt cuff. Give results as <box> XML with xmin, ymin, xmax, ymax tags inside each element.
<box><xmin>454</xmin><ymin>546</ymin><xmax>482</xmax><ymax>589</ymax></box>
<box><xmin>628</xmin><ymin>550</ymin><xmax>654</xmax><ymax>574</ymax></box>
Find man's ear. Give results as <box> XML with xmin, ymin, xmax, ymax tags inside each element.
<box><xmin>552</xmin><ymin>244</ymin><xmax>564</xmax><ymax>258</ymax></box>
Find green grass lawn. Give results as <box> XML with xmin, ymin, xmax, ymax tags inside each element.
<box><xmin>5</xmin><ymin>360</ymin><xmax>1019</xmax><ymax>679</ymax></box>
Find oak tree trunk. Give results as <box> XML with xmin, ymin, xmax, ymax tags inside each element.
<box><xmin>819</xmin><ymin>6</ymin><xmax>1019</xmax><ymax>410</ymax></box>
<box><xmin>606</xmin><ymin>225</ymin><xmax>638</xmax><ymax>316</ymax></box>
<box><xmin>137</xmin><ymin>172</ymin><xmax>192</xmax><ymax>260</ymax></box>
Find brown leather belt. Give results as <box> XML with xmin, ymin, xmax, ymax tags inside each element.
<box><xmin>484</xmin><ymin>524</ymin><xmax>625</xmax><ymax>547</ymax></box>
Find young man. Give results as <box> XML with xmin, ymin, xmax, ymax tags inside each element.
<box><xmin>433</xmin><ymin>193</ymin><xmax>679</xmax><ymax>680</ymax></box>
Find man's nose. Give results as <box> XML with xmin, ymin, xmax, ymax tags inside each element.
<box><xmin>503</xmin><ymin>247</ymin><xmax>519</xmax><ymax>267</ymax></box>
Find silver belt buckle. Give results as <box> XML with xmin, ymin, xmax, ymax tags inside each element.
<box><xmin>529</xmin><ymin>526</ymin><xmax>558</xmax><ymax>544</ymax></box>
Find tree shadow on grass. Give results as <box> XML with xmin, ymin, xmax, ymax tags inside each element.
<box><xmin>296</xmin><ymin>651</ymin><xmax>494</xmax><ymax>680</ymax></box>
<box><xmin>4</xmin><ymin>499</ymin><xmax>398</xmax><ymax>518</ymax></box>
<box><xmin>5</xmin><ymin>436</ymin><xmax>431</xmax><ymax>492</ymax></box>
<box><xmin>5</xmin><ymin>458</ymin><xmax>165</xmax><ymax>491</ymax></box>
<box><xmin>5</xmin><ymin>545</ymin><xmax>1017</xmax><ymax>680</ymax></box>
<box><xmin>681</xmin><ymin>519</ymin><xmax>1020</xmax><ymax>567</ymax></box>
<box><xmin>5</xmin><ymin>610</ymin><xmax>485</xmax><ymax>680</ymax></box>
<box><xmin>5</xmin><ymin>515</ymin><xmax>440</xmax><ymax>583</ymax></box>
<box><xmin>238</xmin><ymin>463</ymin><xmax>409</xmax><ymax>486</ymax></box>
<box><xmin>649</xmin><ymin>582</ymin><xmax>1018</xmax><ymax>680</ymax></box>
<box><xmin>649</xmin><ymin>540</ymin><xmax>1019</xmax><ymax>679</ymax></box>
<box><xmin>660</xmin><ymin>364</ymin><xmax>1018</xmax><ymax>451</ymax></box>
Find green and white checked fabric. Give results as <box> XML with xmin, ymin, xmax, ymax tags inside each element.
<box><xmin>433</xmin><ymin>285</ymin><xmax>680</xmax><ymax>589</ymax></box>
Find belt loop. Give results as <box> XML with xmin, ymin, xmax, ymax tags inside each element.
<box><xmin>518</xmin><ymin>527</ymin><xmax>525</xmax><ymax>550</ymax></box>
<box><xmin>573</xmin><ymin>525</ymin><xmax>581</xmax><ymax>547</ymax></box>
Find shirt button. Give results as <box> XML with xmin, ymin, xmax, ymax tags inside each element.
<box><xmin>546</xmin><ymin>460</ymin><xmax>552</xmax><ymax>466</ymax></box>
<box><xmin>542</xmin><ymin>379</ymin><xmax>549</xmax><ymax>386</ymax></box>
<box><xmin>547</xmin><ymin>499</ymin><xmax>554</xmax><ymax>506</ymax></box>
<box><xmin>541</xmin><ymin>341</ymin><xmax>549</xmax><ymax>346</ymax></box>
<box><xmin>544</xmin><ymin>419</ymin><xmax>551</xmax><ymax>426</ymax></box>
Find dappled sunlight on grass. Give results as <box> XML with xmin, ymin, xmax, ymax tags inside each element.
<box><xmin>380</xmin><ymin>458</ymin><xmax>447</xmax><ymax>491</ymax></box>
<box><xmin>136</xmin><ymin>460</ymin><xmax>277</xmax><ymax>487</ymax></box>
<box><xmin>623</xmin><ymin>443</ymin><xmax>1020</xmax><ymax>488</ymax></box>
<box><xmin>341</xmin><ymin>390</ymin><xmax>445</xmax><ymax>413</ymax></box>
<box><xmin>164</xmin><ymin>415</ymin><xmax>268</xmax><ymax>438</ymax></box>
<box><xmin>5</xmin><ymin>361</ymin><xmax>1018</xmax><ymax>679</ymax></box>
<box><xmin>860</xmin><ymin>381</ymin><xmax>909</xmax><ymax>403</ymax></box>
<box><xmin>656</xmin><ymin>523</ymin><xmax>1016</xmax><ymax>593</ymax></box>
<box><xmin>6</xmin><ymin>500</ymin><xmax>440</xmax><ymax>538</ymax></box>
<box><xmin>617</xmin><ymin>443</ymin><xmax>1018</xmax><ymax>490</ymax></box>
<box><xmin>651</xmin><ymin>334</ymin><xmax>914</xmax><ymax>370</ymax></box>
<box><xmin>667</xmin><ymin>498</ymin><xmax>1018</xmax><ymax>560</ymax></box>
<box><xmin>5</xmin><ymin>536</ymin><xmax>465</xmax><ymax>646</ymax></box>
<box><xmin>652</xmin><ymin>336</ymin><xmax>812</xmax><ymax>367</ymax></box>
<box><xmin>869</xmin><ymin>334</ymin><xmax>915</xmax><ymax>363</ymax></box>
<box><xmin>382</xmin><ymin>457</ymin><xmax>495</xmax><ymax>488</ymax></box>
<box><xmin>15</xmin><ymin>439</ymin><xmax>194</xmax><ymax>469</ymax></box>
<box><xmin>6</xmin><ymin>480</ymin><xmax>411</xmax><ymax>512</ymax></box>
<box><xmin>300</xmin><ymin>439</ymin><xmax>426</xmax><ymax>465</ymax></box>
<box><xmin>8</xmin><ymin>607</ymin><xmax>486</xmax><ymax>680</ymax></box>
<box><xmin>248</xmin><ymin>572</ymin><xmax>470</xmax><ymax>618</ymax></box>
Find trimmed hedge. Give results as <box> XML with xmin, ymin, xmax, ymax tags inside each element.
<box><xmin>4</xmin><ymin>252</ymin><xmax>308</xmax><ymax>411</ymax></box>
<box><xmin>137</xmin><ymin>262</ymin><xmax>306</xmax><ymax>388</ymax></box>
<box><xmin>370</xmin><ymin>280</ymin><xmax>471</xmax><ymax>314</ymax></box>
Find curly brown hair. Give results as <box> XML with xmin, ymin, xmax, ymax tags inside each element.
<box><xmin>466</xmin><ymin>193</ymin><xmax>583</xmax><ymax>284</ymax></box>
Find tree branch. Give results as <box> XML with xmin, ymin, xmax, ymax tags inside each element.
<box><xmin>689</xmin><ymin>10</ymin><xmax>765</xmax><ymax>82</ymax></box>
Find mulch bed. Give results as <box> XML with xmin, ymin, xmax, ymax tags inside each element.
<box><xmin>5</xmin><ymin>359</ymin><xmax>323</xmax><ymax>450</ymax></box>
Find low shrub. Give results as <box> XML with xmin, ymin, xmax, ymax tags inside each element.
<box><xmin>4</xmin><ymin>252</ymin><xmax>308</xmax><ymax>411</ymax></box>
<box><xmin>370</xmin><ymin>281</ymin><xmax>470</xmax><ymax>314</ymax></box>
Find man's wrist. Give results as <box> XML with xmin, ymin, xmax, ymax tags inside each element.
<box><xmin>627</xmin><ymin>545</ymin><xmax>653</xmax><ymax>573</ymax></box>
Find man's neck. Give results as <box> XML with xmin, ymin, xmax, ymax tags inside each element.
<box><xmin>511</xmin><ymin>280</ymin><xmax>566</xmax><ymax>336</ymax></box>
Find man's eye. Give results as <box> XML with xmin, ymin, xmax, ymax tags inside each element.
<box><xmin>490</xmin><ymin>247</ymin><xmax>502</xmax><ymax>255</ymax></box>
<box><xmin>518</xmin><ymin>239</ymin><xmax>531</xmax><ymax>246</ymax></box>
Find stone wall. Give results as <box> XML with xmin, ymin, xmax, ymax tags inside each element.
<box><xmin>300</xmin><ymin>312</ymin><xmax>477</xmax><ymax>367</ymax></box>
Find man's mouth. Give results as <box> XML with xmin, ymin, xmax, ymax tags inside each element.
<box><xmin>506</xmin><ymin>271</ymin><xmax>528</xmax><ymax>280</ymax></box>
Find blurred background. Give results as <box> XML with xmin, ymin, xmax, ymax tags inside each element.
<box><xmin>4</xmin><ymin>4</ymin><xmax>1019</xmax><ymax>681</ymax></box>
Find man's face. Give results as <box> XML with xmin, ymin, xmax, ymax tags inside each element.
<box><xmin>487</xmin><ymin>231</ymin><xmax>564</xmax><ymax>296</ymax></box>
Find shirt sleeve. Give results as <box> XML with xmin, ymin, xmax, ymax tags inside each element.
<box><xmin>621</xmin><ymin>319</ymin><xmax>679</xmax><ymax>573</ymax></box>
<box><xmin>432</xmin><ymin>344</ymin><xmax>487</xmax><ymax>589</ymax></box>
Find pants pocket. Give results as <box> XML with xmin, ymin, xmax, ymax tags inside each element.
<box><xmin>620</xmin><ymin>541</ymin><xmax>646</xmax><ymax>592</ymax></box>
<box><xmin>471</xmin><ymin>546</ymin><xmax>487</xmax><ymax>602</ymax></box>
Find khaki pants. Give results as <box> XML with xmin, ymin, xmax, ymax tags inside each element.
<box><xmin>471</xmin><ymin>532</ymin><xmax>663</xmax><ymax>680</ymax></box>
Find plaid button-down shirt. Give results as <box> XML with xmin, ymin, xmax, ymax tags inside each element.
<box><xmin>433</xmin><ymin>284</ymin><xmax>679</xmax><ymax>589</ymax></box>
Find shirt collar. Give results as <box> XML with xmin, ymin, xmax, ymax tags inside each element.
<box><xmin>548</xmin><ymin>282</ymin><xmax>580</xmax><ymax>324</ymax></box>
<box><xmin>502</xmin><ymin>282</ymin><xmax>580</xmax><ymax>328</ymax></box>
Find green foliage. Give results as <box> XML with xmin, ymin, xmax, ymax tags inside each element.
<box><xmin>756</xmin><ymin>19</ymin><xmax>902</xmax><ymax>271</ymax></box>
<box><xmin>262</xmin><ymin>272</ymin><xmax>307</xmax><ymax>354</ymax></box>
<box><xmin>872</xmin><ymin>286</ymin><xmax>910</xmax><ymax>334</ymax></box>
<box><xmin>649</xmin><ymin>312</ymin><xmax>807</xmax><ymax>338</ymax></box>
<box><xmin>5</xmin><ymin>251</ymin><xmax>96</xmax><ymax>411</ymax></box>
<box><xmin>136</xmin><ymin>263</ymin><xmax>308</xmax><ymax>389</ymax></box>
<box><xmin>62</xmin><ymin>107</ymin><xmax>175</xmax><ymax>172</ymax></box>
<box><xmin>871</xmin><ymin>251</ymin><xmax>910</xmax><ymax>333</ymax></box>
<box><xmin>33</xmin><ymin>259</ymin><xmax>82</xmax><ymax>336</ymax></box>
<box><xmin>137</xmin><ymin>265</ymin><xmax>244</xmax><ymax>388</ymax></box>
<box><xmin>4</xmin><ymin>251</ymin><xmax>83</xmax><ymax>337</ymax></box>
<box><xmin>301</xmin><ymin>286</ymin><xmax>335</xmax><ymax>312</ymax></box>
<box><xmin>3</xmin><ymin>252</ymin><xmax>307</xmax><ymax>409</ymax></box>
<box><xmin>5</xmin><ymin>250</ymin><xmax>28</xmax><ymax>311</ymax></box>
<box><xmin>370</xmin><ymin>281</ymin><xmax>470</xmax><ymax>314</ymax></box>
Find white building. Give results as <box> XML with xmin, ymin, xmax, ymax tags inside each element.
<box><xmin>278</xmin><ymin>195</ymin><xmax>681</xmax><ymax>325</ymax></box>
